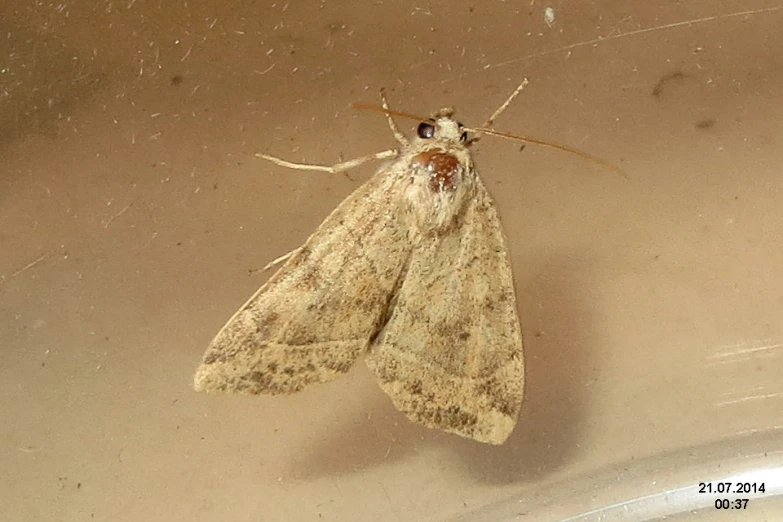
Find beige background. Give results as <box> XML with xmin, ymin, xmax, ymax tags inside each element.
<box><xmin>2</xmin><ymin>1</ymin><xmax>783</xmax><ymax>520</ymax></box>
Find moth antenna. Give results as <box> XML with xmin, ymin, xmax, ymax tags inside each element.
<box><xmin>483</xmin><ymin>78</ymin><xmax>529</xmax><ymax>129</ymax></box>
<box><xmin>354</xmin><ymin>102</ymin><xmax>626</xmax><ymax>178</ymax></box>
<box><xmin>465</xmin><ymin>126</ymin><xmax>627</xmax><ymax>179</ymax></box>
<box><xmin>352</xmin><ymin>103</ymin><xmax>430</xmax><ymax>124</ymax></box>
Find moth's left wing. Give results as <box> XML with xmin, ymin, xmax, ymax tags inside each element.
<box><xmin>365</xmin><ymin>179</ymin><xmax>524</xmax><ymax>444</ymax></box>
<box><xmin>194</xmin><ymin>168</ymin><xmax>412</xmax><ymax>396</ymax></box>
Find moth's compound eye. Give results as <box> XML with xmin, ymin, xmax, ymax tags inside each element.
<box><xmin>456</xmin><ymin>122</ymin><xmax>467</xmax><ymax>142</ymax></box>
<box><xmin>417</xmin><ymin>122</ymin><xmax>436</xmax><ymax>139</ymax></box>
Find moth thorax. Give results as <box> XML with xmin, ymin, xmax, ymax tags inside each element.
<box><xmin>410</xmin><ymin>151</ymin><xmax>463</xmax><ymax>193</ymax></box>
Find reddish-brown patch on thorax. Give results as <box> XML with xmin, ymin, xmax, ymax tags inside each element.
<box><xmin>411</xmin><ymin>150</ymin><xmax>462</xmax><ymax>193</ymax></box>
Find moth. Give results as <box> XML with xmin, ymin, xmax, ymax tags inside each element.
<box><xmin>195</xmin><ymin>81</ymin><xmax>590</xmax><ymax>444</ymax></box>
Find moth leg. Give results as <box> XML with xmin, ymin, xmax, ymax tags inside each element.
<box><xmin>256</xmin><ymin>149</ymin><xmax>398</xmax><ymax>173</ymax></box>
<box><xmin>380</xmin><ymin>88</ymin><xmax>409</xmax><ymax>147</ymax></box>
<box><xmin>481</xmin><ymin>78</ymin><xmax>529</xmax><ymax>129</ymax></box>
<box><xmin>263</xmin><ymin>247</ymin><xmax>301</xmax><ymax>271</ymax></box>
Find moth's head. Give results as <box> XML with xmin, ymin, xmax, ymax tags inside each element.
<box><xmin>407</xmin><ymin>107</ymin><xmax>475</xmax><ymax>197</ymax></box>
<box><xmin>415</xmin><ymin>108</ymin><xmax>469</xmax><ymax>145</ymax></box>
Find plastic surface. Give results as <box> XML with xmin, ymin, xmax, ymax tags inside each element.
<box><xmin>2</xmin><ymin>1</ymin><xmax>782</xmax><ymax>521</ymax></box>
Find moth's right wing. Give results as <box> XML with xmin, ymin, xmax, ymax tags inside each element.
<box><xmin>365</xmin><ymin>178</ymin><xmax>524</xmax><ymax>444</ymax></box>
<box><xmin>194</xmin><ymin>168</ymin><xmax>411</xmax><ymax>395</ymax></box>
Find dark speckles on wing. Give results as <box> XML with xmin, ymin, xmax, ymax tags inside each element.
<box><xmin>476</xmin><ymin>377</ymin><xmax>517</xmax><ymax>416</ymax></box>
<box><xmin>203</xmin><ymin>352</ymin><xmax>220</xmax><ymax>365</ymax></box>
<box><xmin>282</xmin><ymin>329</ymin><xmax>310</xmax><ymax>346</ymax></box>
<box><xmin>407</xmin><ymin>380</ymin><xmax>423</xmax><ymax>395</ymax></box>
<box><xmin>249</xmin><ymin>370</ymin><xmax>272</xmax><ymax>388</ymax></box>
<box><xmin>297</xmin><ymin>268</ymin><xmax>319</xmax><ymax>291</ymax></box>
<box><xmin>431</xmin><ymin>405</ymin><xmax>478</xmax><ymax>432</ymax></box>
<box><xmin>324</xmin><ymin>358</ymin><xmax>354</xmax><ymax>374</ymax></box>
<box><xmin>255</xmin><ymin>312</ymin><xmax>280</xmax><ymax>335</ymax></box>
